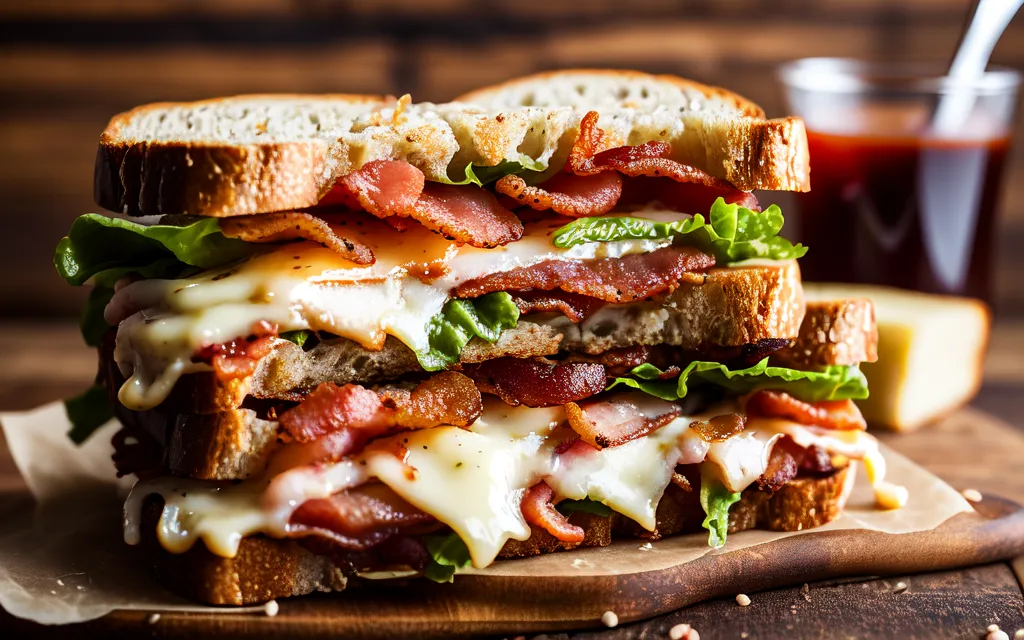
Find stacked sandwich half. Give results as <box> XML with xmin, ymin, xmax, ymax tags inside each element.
<box><xmin>55</xmin><ymin>70</ymin><xmax>897</xmax><ymax>605</ymax></box>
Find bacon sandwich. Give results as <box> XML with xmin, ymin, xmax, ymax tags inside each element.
<box><xmin>55</xmin><ymin>70</ymin><xmax>899</xmax><ymax>605</ymax></box>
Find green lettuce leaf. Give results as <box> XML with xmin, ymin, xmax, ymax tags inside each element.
<box><xmin>443</xmin><ymin>155</ymin><xmax>551</xmax><ymax>187</ymax></box>
<box><xmin>556</xmin><ymin>498</ymin><xmax>615</xmax><ymax>518</ymax></box>
<box><xmin>552</xmin><ymin>198</ymin><xmax>807</xmax><ymax>264</ymax></box>
<box><xmin>608</xmin><ymin>358</ymin><xmax>869</xmax><ymax>403</ymax></box>
<box><xmin>64</xmin><ymin>384</ymin><xmax>114</xmax><ymax>444</ymax></box>
<box><xmin>55</xmin><ymin>214</ymin><xmax>258</xmax><ymax>286</ymax></box>
<box><xmin>280</xmin><ymin>330</ymin><xmax>317</xmax><ymax>350</ymax></box>
<box><xmin>423</xmin><ymin>533</ymin><xmax>473</xmax><ymax>583</ymax></box>
<box><xmin>417</xmin><ymin>292</ymin><xmax>521</xmax><ymax>371</ymax></box>
<box><xmin>700</xmin><ymin>465</ymin><xmax>741</xmax><ymax>548</ymax></box>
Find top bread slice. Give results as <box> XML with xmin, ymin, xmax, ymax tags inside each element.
<box><xmin>454</xmin><ymin>69</ymin><xmax>810</xmax><ymax>192</ymax></box>
<box><xmin>95</xmin><ymin>70</ymin><xmax>810</xmax><ymax>217</ymax></box>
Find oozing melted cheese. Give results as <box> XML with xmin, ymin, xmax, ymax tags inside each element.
<box><xmin>124</xmin><ymin>396</ymin><xmax>895</xmax><ymax>567</ymax></box>
<box><xmin>110</xmin><ymin>215</ymin><xmax>679</xmax><ymax>410</ymax></box>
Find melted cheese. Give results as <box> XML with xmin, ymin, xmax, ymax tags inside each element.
<box><xmin>124</xmin><ymin>396</ymin><xmax>895</xmax><ymax>568</ymax></box>
<box><xmin>110</xmin><ymin>216</ymin><xmax>676</xmax><ymax>410</ymax></box>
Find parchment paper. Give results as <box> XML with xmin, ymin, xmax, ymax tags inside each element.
<box><xmin>0</xmin><ymin>402</ymin><xmax>973</xmax><ymax>625</ymax></box>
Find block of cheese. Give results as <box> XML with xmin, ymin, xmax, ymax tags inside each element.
<box><xmin>803</xmin><ymin>283</ymin><xmax>990</xmax><ymax>431</ymax></box>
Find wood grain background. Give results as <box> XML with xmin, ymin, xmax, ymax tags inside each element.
<box><xmin>2</xmin><ymin>0</ymin><xmax>1023</xmax><ymax>319</ymax></box>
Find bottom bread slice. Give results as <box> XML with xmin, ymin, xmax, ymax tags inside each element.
<box><xmin>139</xmin><ymin>466</ymin><xmax>851</xmax><ymax>605</ymax></box>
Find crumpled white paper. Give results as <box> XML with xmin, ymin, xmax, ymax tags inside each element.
<box><xmin>0</xmin><ymin>401</ymin><xmax>973</xmax><ymax>624</ymax></box>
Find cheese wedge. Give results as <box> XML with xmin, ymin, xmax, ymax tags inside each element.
<box><xmin>804</xmin><ymin>283</ymin><xmax>989</xmax><ymax>431</ymax></box>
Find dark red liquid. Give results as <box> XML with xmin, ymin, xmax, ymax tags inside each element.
<box><xmin>793</xmin><ymin>130</ymin><xmax>1011</xmax><ymax>302</ymax></box>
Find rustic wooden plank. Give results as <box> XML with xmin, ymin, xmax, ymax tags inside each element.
<box><xmin>0</xmin><ymin>46</ymin><xmax>396</xmax><ymax>104</ymax></box>
<box><xmin>544</xmin><ymin>563</ymin><xmax>1024</xmax><ymax>640</ymax></box>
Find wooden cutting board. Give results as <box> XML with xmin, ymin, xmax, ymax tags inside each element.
<box><xmin>2</xmin><ymin>407</ymin><xmax>1023</xmax><ymax>639</ymax></box>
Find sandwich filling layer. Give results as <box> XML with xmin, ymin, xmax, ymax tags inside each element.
<box><xmin>123</xmin><ymin>393</ymin><xmax>890</xmax><ymax>569</ymax></box>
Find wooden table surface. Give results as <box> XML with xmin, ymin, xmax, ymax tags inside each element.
<box><xmin>1</xmin><ymin>321</ymin><xmax>1023</xmax><ymax>639</ymax></box>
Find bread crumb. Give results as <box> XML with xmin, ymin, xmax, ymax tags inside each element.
<box><xmin>601</xmin><ymin>610</ymin><xmax>618</xmax><ymax>628</ymax></box>
<box><xmin>801</xmin><ymin>583</ymin><xmax>811</xmax><ymax>602</ymax></box>
<box><xmin>668</xmin><ymin>623</ymin><xmax>699</xmax><ymax>639</ymax></box>
<box><xmin>1013</xmin><ymin>628</ymin><xmax>1024</xmax><ymax>639</ymax></box>
<box><xmin>987</xmin><ymin>629</ymin><xmax>1009</xmax><ymax>640</ymax></box>
<box><xmin>147</xmin><ymin>613</ymin><xmax>161</xmax><ymax>624</ymax></box>
<box><xmin>961</xmin><ymin>488</ymin><xmax>983</xmax><ymax>502</ymax></box>
<box><xmin>639</xmin><ymin>542</ymin><xmax>654</xmax><ymax>551</ymax></box>
<box><xmin>893</xmin><ymin>581</ymin><xmax>908</xmax><ymax>594</ymax></box>
<box><xmin>264</xmin><ymin>600</ymin><xmax>279</xmax><ymax>617</ymax></box>
<box><xmin>735</xmin><ymin>593</ymin><xmax>751</xmax><ymax>607</ymax></box>
<box><xmin>56</xmin><ymin>579</ymin><xmax>64</xmax><ymax>587</ymax></box>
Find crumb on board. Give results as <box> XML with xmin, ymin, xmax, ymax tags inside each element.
<box><xmin>961</xmin><ymin>488</ymin><xmax>983</xmax><ymax>502</ymax></box>
<box><xmin>601</xmin><ymin>610</ymin><xmax>618</xmax><ymax>628</ymax></box>
<box><xmin>1014</xmin><ymin>628</ymin><xmax>1024</xmax><ymax>639</ymax></box>
<box><xmin>893</xmin><ymin>581</ymin><xmax>908</xmax><ymax>594</ymax></box>
<box><xmin>801</xmin><ymin>583</ymin><xmax>811</xmax><ymax>602</ymax></box>
<box><xmin>264</xmin><ymin>600</ymin><xmax>279</xmax><ymax>617</ymax></box>
<box><xmin>639</xmin><ymin>542</ymin><xmax>654</xmax><ymax>551</ymax></box>
<box><xmin>986</xmin><ymin>625</ymin><xmax>1009</xmax><ymax>640</ymax></box>
<box><xmin>147</xmin><ymin>613</ymin><xmax>160</xmax><ymax>624</ymax></box>
<box><xmin>668</xmin><ymin>622</ymin><xmax>699</xmax><ymax>639</ymax></box>
<box><xmin>735</xmin><ymin>593</ymin><xmax>751</xmax><ymax>607</ymax></box>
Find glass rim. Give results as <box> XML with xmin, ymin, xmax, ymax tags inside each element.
<box><xmin>778</xmin><ymin>57</ymin><xmax>1021</xmax><ymax>96</ymax></box>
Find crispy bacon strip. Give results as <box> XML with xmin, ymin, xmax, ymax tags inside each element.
<box><xmin>568</xmin><ymin>111</ymin><xmax>733</xmax><ymax>188</ymax></box>
<box><xmin>521</xmin><ymin>482</ymin><xmax>585</xmax><ymax>544</ymax></box>
<box><xmin>495</xmin><ymin>172</ymin><xmax>622</xmax><ymax>218</ymax></box>
<box><xmin>620</xmin><ymin>177</ymin><xmax>761</xmax><ymax>214</ymax></box>
<box><xmin>290</xmin><ymin>484</ymin><xmax>434</xmax><ymax>550</ymax></box>
<box><xmin>463</xmin><ymin>358</ymin><xmax>606</xmax><ymax>408</ymax></box>
<box><xmin>410</xmin><ymin>183</ymin><xmax>524</xmax><ymax>247</ymax></box>
<box><xmin>512</xmin><ymin>290</ymin><xmax>607</xmax><ymax>323</ymax></box>
<box><xmin>690</xmin><ymin>413</ymin><xmax>747</xmax><ymax>442</ymax></box>
<box><xmin>745</xmin><ymin>390</ymin><xmax>867</xmax><ymax>431</ymax></box>
<box><xmin>220</xmin><ymin>212</ymin><xmax>374</xmax><ymax>265</ymax></box>
<box><xmin>565</xmin><ymin>394</ymin><xmax>681</xmax><ymax>449</ymax></box>
<box><xmin>335</xmin><ymin>159</ymin><xmax>425</xmax><ymax>217</ymax></box>
<box><xmin>279</xmin><ymin>371</ymin><xmax>482</xmax><ymax>443</ymax></box>
<box><xmin>335</xmin><ymin>160</ymin><xmax>522</xmax><ymax>248</ymax></box>
<box><xmin>194</xmin><ymin>320</ymin><xmax>278</xmax><ymax>380</ymax></box>
<box><xmin>453</xmin><ymin>245</ymin><xmax>714</xmax><ymax>302</ymax></box>
<box><xmin>758</xmin><ymin>442</ymin><xmax>798</xmax><ymax>493</ymax></box>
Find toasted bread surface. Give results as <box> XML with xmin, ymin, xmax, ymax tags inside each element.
<box><xmin>772</xmin><ymin>298</ymin><xmax>879</xmax><ymax>369</ymax></box>
<box><xmin>456</xmin><ymin>69</ymin><xmax>810</xmax><ymax>192</ymax></box>
<box><xmin>96</xmin><ymin>94</ymin><xmax>460</xmax><ymax>216</ymax></box>
<box><xmin>96</xmin><ymin>71</ymin><xmax>810</xmax><ymax>217</ymax></box>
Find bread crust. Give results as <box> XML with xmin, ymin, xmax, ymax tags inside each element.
<box><xmin>772</xmin><ymin>298</ymin><xmax>878</xmax><ymax>369</ymax></box>
<box><xmin>141</xmin><ymin>499</ymin><xmax>348</xmax><ymax>606</ymax></box>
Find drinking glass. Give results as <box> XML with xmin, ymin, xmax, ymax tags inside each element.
<box><xmin>778</xmin><ymin>57</ymin><xmax>1020</xmax><ymax>302</ymax></box>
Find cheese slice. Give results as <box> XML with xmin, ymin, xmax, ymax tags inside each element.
<box><xmin>109</xmin><ymin>214</ymin><xmax>683</xmax><ymax>410</ymax></box>
<box><xmin>804</xmin><ymin>283</ymin><xmax>989</xmax><ymax>431</ymax></box>
<box><xmin>124</xmin><ymin>394</ymin><xmax>893</xmax><ymax>566</ymax></box>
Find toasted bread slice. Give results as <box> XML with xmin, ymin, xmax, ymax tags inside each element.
<box><xmin>138</xmin><ymin>467</ymin><xmax>850</xmax><ymax>605</ymax></box>
<box><xmin>140</xmin><ymin>500</ymin><xmax>347</xmax><ymax>606</ymax></box>
<box><xmin>96</xmin><ymin>71</ymin><xmax>809</xmax><ymax>217</ymax></box>
<box><xmin>96</xmin><ymin>94</ymin><xmax>460</xmax><ymax>217</ymax></box>
<box><xmin>455</xmin><ymin>69</ymin><xmax>810</xmax><ymax>192</ymax></box>
<box><xmin>771</xmin><ymin>298</ymin><xmax>879</xmax><ymax>369</ymax></box>
<box><xmin>147</xmin><ymin>260</ymin><xmax>804</xmax><ymax>416</ymax></box>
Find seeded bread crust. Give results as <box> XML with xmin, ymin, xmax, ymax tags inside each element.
<box><xmin>139</xmin><ymin>467</ymin><xmax>851</xmax><ymax>605</ymax></box>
